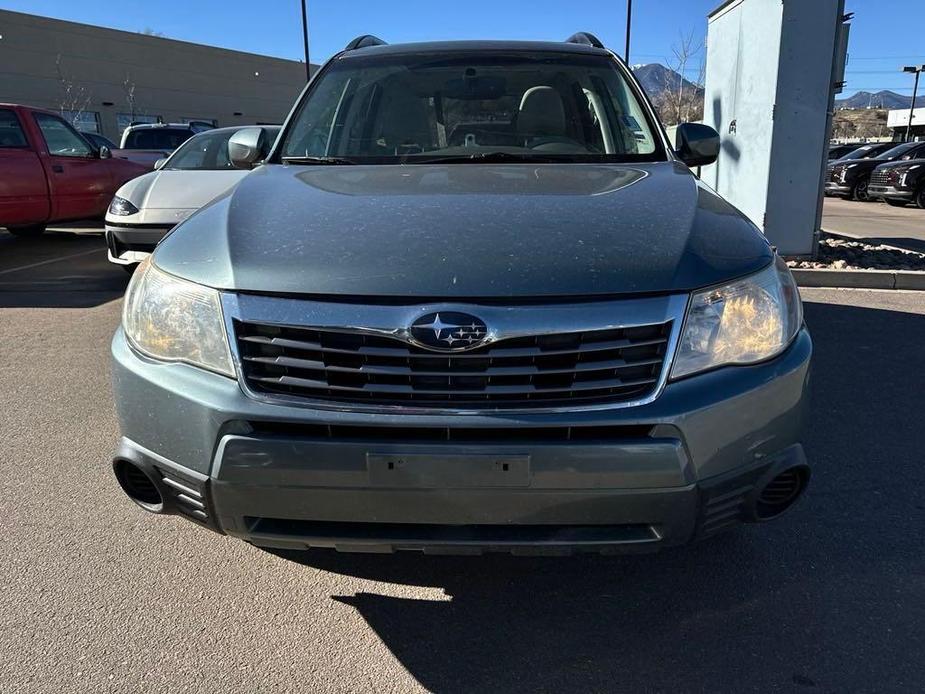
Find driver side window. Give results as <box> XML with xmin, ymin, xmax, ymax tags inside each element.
<box><xmin>33</xmin><ymin>113</ymin><xmax>93</xmax><ymax>157</ymax></box>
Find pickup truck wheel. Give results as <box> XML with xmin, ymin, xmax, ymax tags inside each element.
<box><xmin>884</xmin><ymin>198</ymin><xmax>908</xmax><ymax>207</ymax></box>
<box><xmin>6</xmin><ymin>224</ymin><xmax>46</xmax><ymax>237</ymax></box>
<box><xmin>852</xmin><ymin>178</ymin><xmax>871</xmax><ymax>202</ymax></box>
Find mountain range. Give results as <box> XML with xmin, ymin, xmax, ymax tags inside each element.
<box><xmin>631</xmin><ymin>63</ymin><xmax>703</xmax><ymax>100</ymax></box>
<box><xmin>834</xmin><ymin>90</ymin><xmax>913</xmax><ymax>110</ymax></box>
<box><xmin>631</xmin><ymin>64</ymin><xmax>913</xmax><ymax>112</ymax></box>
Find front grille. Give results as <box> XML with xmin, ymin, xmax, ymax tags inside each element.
<box><xmin>869</xmin><ymin>168</ymin><xmax>890</xmax><ymax>187</ymax></box>
<box><xmin>235</xmin><ymin>320</ymin><xmax>672</xmax><ymax>408</ymax></box>
<box><xmin>246</xmin><ymin>420</ymin><xmax>654</xmax><ymax>442</ymax></box>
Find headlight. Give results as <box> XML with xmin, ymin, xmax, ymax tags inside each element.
<box><xmin>109</xmin><ymin>196</ymin><xmax>139</xmax><ymax>216</ymax></box>
<box><xmin>122</xmin><ymin>258</ymin><xmax>234</xmax><ymax>377</ymax></box>
<box><xmin>671</xmin><ymin>258</ymin><xmax>802</xmax><ymax>380</ymax></box>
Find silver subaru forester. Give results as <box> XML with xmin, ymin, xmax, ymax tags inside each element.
<box><xmin>111</xmin><ymin>33</ymin><xmax>811</xmax><ymax>554</ymax></box>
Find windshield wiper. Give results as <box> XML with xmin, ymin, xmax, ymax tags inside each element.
<box><xmin>410</xmin><ymin>151</ymin><xmax>566</xmax><ymax>165</ymax></box>
<box><xmin>281</xmin><ymin>156</ymin><xmax>358</xmax><ymax>165</ymax></box>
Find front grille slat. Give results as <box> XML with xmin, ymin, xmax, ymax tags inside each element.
<box><xmin>236</xmin><ymin>318</ymin><xmax>671</xmax><ymax>409</ymax></box>
<box><xmin>244</xmin><ymin>354</ymin><xmax>663</xmax><ymax>377</ymax></box>
<box><xmin>870</xmin><ymin>169</ymin><xmax>890</xmax><ymax>187</ymax></box>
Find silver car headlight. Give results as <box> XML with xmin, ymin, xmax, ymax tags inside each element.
<box><xmin>122</xmin><ymin>257</ymin><xmax>234</xmax><ymax>377</ymax></box>
<box><xmin>671</xmin><ymin>257</ymin><xmax>802</xmax><ymax>380</ymax></box>
<box><xmin>109</xmin><ymin>196</ymin><xmax>139</xmax><ymax>216</ymax></box>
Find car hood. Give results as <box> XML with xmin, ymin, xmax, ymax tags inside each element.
<box><xmin>116</xmin><ymin>169</ymin><xmax>250</xmax><ymax>211</ymax></box>
<box><xmin>153</xmin><ymin>162</ymin><xmax>773</xmax><ymax>298</ymax></box>
<box><xmin>873</xmin><ymin>159</ymin><xmax>925</xmax><ymax>171</ymax></box>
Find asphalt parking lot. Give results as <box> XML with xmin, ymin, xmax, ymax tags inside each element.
<box><xmin>822</xmin><ymin>196</ymin><xmax>925</xmax><ymax>252</ymax></box>
<box><xmin>2</xmin><ymin>230</ymin><xmax>925</xmax><ymax>693</ymax></box>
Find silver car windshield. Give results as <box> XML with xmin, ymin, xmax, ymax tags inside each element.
<box><xmin>279</xmin><ymin>51</ymin><xmax>664</xmax><ymax>164</ymax></box>
<box><xmin>166</xmin><ymin>128</ymin><xmax>279</xmax><ymax>170</ymax></box>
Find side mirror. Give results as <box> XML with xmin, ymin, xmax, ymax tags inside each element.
<box><xmin>98</xmin><ymin>145</ymin><xmax>112</xmax><ymax>160</ymax></box>
<box><xmin>228</xmin><ymin>127</ymin><xmax>268</xmax><ymax>169</ymax></box>
<box><xmin>675</xmin><ymin>123</ymin><xmax>720</xmax><ymax>168</ymax></box>
<box><xmin>153</xmin><ymin>158</ymin><xmax>168</xmax><ymax>170</ymax></box>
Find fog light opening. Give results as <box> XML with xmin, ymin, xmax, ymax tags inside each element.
<box><xmin>755</xmin><ymin>466</ymin><xmax>808</xmax><ymax>520</ymax></box>
<box><xmin>113</xmin><ymin>459</ymin><xmax>164</xmax><ymax>512</ymax></box>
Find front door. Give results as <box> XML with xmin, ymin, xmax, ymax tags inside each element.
<box><xmin>0</xmin><ymin>108</ymin><xmax>49</xmax><ymax>226</ymax></box>
<box><xmin>31</xmin><ymin>112</ymin><xmax>113</xmax><ymax>221</ymax></box>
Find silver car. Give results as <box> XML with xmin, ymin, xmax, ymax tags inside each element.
<box><xmin>105</xmin><ymin>126</ymin><xmax>279</xmax><ymax>268</ymax></box>
<box><xmin>111</xmin><ymin>34</ymin><xmax>811</xmax><ymax>555</ymax></box>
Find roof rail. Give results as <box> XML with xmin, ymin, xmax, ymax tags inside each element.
<box><xmin>344</xmin><ymin>35</ymin><xmax>388</xmax><ymax>51</ymax></box>
<box><xmin>565</xmin><ymin>32</ymin><xmax>605</xmax><ymax>49</ymax></box>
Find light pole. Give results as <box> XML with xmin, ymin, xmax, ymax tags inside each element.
<box><xmin>901</xmin><ymin>65</ymin><xmax>924</xmax><ymax>142</ymax></box>
<box><xmin>624</xmin><ymin>0</ymin><xmax>632</xmax><ymax>63</ymax></box>
<box><xmin>300</xmin><ymin>0</ymin><xmax>311</xmax><ymax>82</ymax></box>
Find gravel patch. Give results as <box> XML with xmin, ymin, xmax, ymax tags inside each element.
<box><xmin>786</xmin><ymin>234</ymin><xmax>925</xmax><ymax>271</ymax></box>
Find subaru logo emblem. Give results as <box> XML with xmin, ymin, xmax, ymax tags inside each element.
<box><xmin>408</xmin><ymin>312</ymin><xmax>489</xmax><ymax>352</ymax></box>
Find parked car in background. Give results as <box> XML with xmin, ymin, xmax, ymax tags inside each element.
<box><xmin>115</xmin><ymin>122</ymin><xmax>213</xmax><ymax>168</ymax></box>
<box><xmin>111</xmin><ymin>34</ymin><xmax>811</xmax><ymax>555</ymax></box>
<box><xmin>869</xmin><ymin>157</ymin><xmax>925</xmax><ymax>208</ymax></box>
<box><xmin>0</xmin><ymin>103</ymin><xmax>148</xmax><ymax>236</ymax></box>
<box><xmin>825</xmin><ymin>141</ymin><xmax>925</xmax><ymax>201</ymax></box>
<box><xmin>105</xmin><ymin>125</ymin><xmax>279</xmax><ymax>268</ymax></box>
<box><xmin>827</xmin><ymin>143</ymin><xmax>859</xmax><ymax>160</ymax></box>
<box><xmin>81</xmin><ymin>132</ymin><xmax>118</xmax><ymax>150</ymax></box>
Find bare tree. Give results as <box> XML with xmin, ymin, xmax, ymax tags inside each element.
<box><xmin>55</xmin><ymin>54</ymin><xmax>92</xmax><ymax>127</ymax></box>
<box><xmin>653</xmin><ymin>31</ymin><xmax>706</xmax><ymax>126</ymax></box>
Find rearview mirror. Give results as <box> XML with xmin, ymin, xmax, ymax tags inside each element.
<box><xmin>153</xmin><ymin>158</ymin><xmax>168</xmax><ymax>170</ymax></box>
<box><xmin>98</xmin><ymin>145</ymin><xmax>112</xmax><ymax>160</ymax></box>
<box><xmin>228</xmin><ymin>127</ymin><xmax>268</xmax><ymax>169</ymax></box>
<box><xmin>675</xmin><ymin>123</ymin><xmax>720</xmax><ymax>168</ymax></box>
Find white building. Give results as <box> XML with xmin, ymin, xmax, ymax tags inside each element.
<box><xmin>888</xmin><ymin>107</ymin><xmax>925</xmax><ymax>139</ymax></box>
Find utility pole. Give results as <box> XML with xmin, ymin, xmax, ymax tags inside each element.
<box><xmin>301</xmin><ymin>0</ymin><xmax>311</xmax><ymax>82</ymax></box>
<box><xmin>902</xmin><ymin>65</ymin><xmax>923</xmax><ymax>142</ymax></box>
<box><xmin>624</xmin><ymin>0</ymin><xmax>633</xmax><ymax>63</ymax></box>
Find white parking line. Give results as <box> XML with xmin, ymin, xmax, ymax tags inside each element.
<box><xmin>0</xmin><ymin>248</ymin><xmax>101</xmax><ymax>277</ymax></box>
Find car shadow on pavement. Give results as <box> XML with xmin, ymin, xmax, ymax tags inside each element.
<box><xmin>0</xmin><ymin>230</ymin><xmax>130</xmax><ymax>308</ymax></box>
<box><xmin>268</xmin><ymin>299</ymin><xmax>925</xmax><ymax>692</ymax></box>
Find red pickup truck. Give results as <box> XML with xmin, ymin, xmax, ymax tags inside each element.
<box><xmin>0</xmin><ymin>104</ymin><xmax>148</xmax><ymax>237</ymax></box>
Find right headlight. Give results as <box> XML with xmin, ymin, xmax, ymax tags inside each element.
<box><xmin>671</xmin><ymin>257</ymin><xmax>802</xmax><ymax>380</ymax></box>
<box><xmin>122</xmin><ymin>257</ymin><xmax>234</xmax><ymax>377</ymax></box>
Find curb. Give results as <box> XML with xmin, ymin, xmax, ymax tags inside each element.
<box><xmin>792</xmin><ymin>268</ymin><xmax>925</xmax><ymax>290</ymax></box>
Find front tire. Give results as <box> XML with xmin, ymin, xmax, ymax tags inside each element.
<box><xmin>915</xmin><ymin>187</ymin><xmax>925</xmax><ymax>210</ymax></box>
<box><xmin>852</xmin><ymin>178</ymin><xmax>871</xmax><ymax>202</ymax></box>
<box><xmin>6</xmin><ymin>224</ymin><xmax>46</xmax><ymax>237</ymax></box>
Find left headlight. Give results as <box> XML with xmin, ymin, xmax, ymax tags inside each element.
<box><xmin>109</xmin><ymin>196</ymin><xmax>139</xmax><ymax>216</ymax></box>
<box><xmin>122</xmin><ymin>257</ymin><xmax>235</xmax><ymax>377</ymax></box>
<box><xmin>671</xmin><ymin>257</ymin><xmax>802</xmax><ymax>380</ymax></box>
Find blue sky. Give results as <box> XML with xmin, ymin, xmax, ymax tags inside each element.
<box><xmin>4</xmin><ymin>0</ymin><xmax>923</xmax><ymax>97</ymax></box>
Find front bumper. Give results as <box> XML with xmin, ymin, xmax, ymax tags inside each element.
<box><xmin>868</xmin><ymin>185</ymin><xmax>912</xmax><ymax>200</ymax></box>
<box><xmin>824</xmin><ymin>181</ymin><xmax>852</xmax><ymax>196</ymax></box>
<box><xmin>104</xmin><ymin>223</ymin><xmax>173</xmax><ymax>265</ymax></box>
<box><xmin>111</xmin><ymin>327</ymin><xmax>812</xmax><ymax>553</ymax></box>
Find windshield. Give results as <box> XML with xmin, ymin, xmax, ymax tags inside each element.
<box><xmin>875</xmin><ymin>142</ymin><xmax>916</xmax><ymax>161</ymax></box>
<box><xmin>125</xmin><ymin>128</ymin><xmax>194</xmax><ymax>150</ymax></box>
<box><xmin>278</xmin><ymin>51</ymin><xmax>664</xmax><ymax>164</ymax></box>
<box><xmin>839</xmin><ymin>143</ymin><xmax>893</xmax><ymax>160</ymax></box>
<box><xmin>166</xmin><ymin>127</ymin><xmax>280</xmax><ymax>170</ymax></box>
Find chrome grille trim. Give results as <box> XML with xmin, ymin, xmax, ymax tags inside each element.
<box><xmin>221</xmin><ymin>293</ymin><xmax>689</xmax><ymax>414</ymax></box>
<box><xmin>869</xmin><ymin>168</ymin><xmax>890</xmax><ymax>187</ymax></box>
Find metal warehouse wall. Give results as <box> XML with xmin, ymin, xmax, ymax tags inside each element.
<box><xmin>0</xmin><ymin>10</ymin><xmax>314</xmax><ymax>141</ymax></box>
